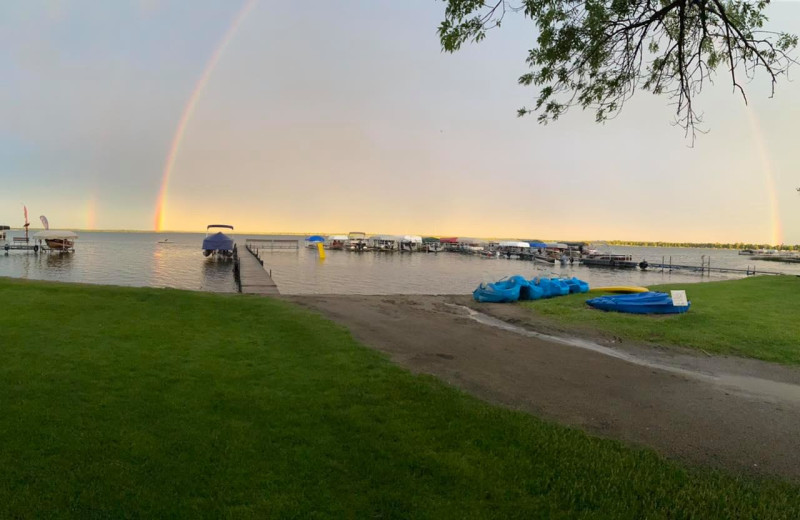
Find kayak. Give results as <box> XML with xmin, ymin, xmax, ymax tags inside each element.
<box><xmin>588</xmin><ymin>286</ymin><xmax>649</xmax><ymax>294</ymax></box>
<box><xmin>586</xmin><ymin>292</ymin><xmax>690</xmax><ymax>314</ymax></box>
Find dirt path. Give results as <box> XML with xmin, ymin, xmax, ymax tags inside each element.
<box><xmin>286</xmin><ymin>294</ymin><xmax>800</xmax><ymax>480</ymax></box>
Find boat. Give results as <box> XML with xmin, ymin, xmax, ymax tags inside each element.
<box><xmin>580</xmin><ymin>253</ymin><xmax>639</xmax><ymax>269</ymax></box>
<box><xmin>327</xmin><ymin>235</ymin><xmax>348</xmax><ymax>250</ymax></box>
<box><xmin>738</xmin><ymin>249</ymin><xmax>757</xmax><ymax>255</ymax></box>
<box><xmin>347</xmin><ymin>232</ymin><xmax>368</xmax><ymax>251</ymax></box>
<box><xmin>369</xmin><ymin>235</ymin><xmax>398</xmax><ymax>252</ymax></box>
<box><xmin>399</xmin><ymin>235</ymin><xmax>423</xmax><ymax>252</ymax></box>
<box><xmin>157</xmin><ymin>238</ymin><xmax>171</xmax><ymax>244</ymax></box>
<box><xmin>563</xmin><ymin>277</ymin><xmax>590</xmax><ymax>293</ymax></box>
<box><xmin>473</xmin><ymin>278</ymin><xmax>523</xmax><ymax>303</ymax></box>
<box><xmin>497</xmin><ymin>241</ymin><xmax>530</xmax><ymax>259</ymax></box>
<box><xmin>422</xmin><ymin>237</ymin><xmax>441</xmax><ymax>253</ymax></box>
<box><xmin>751</xmin><ymin>253</ymin><xmax>800</xmax><ymax>263</ymax></box>
<box><xmin>0</xmin><ymin>225</ymin><xmax>8</xmax><ymax>243</ymax></box>
<box><xmin>34</xmin><ymin>230</ymin><xmax>78</xmax><ymax>251</ymax></box>
<box><xmin>586</xmin><ymin>292</ymin><xmax>690</xmax><ymax>314</ymax></box>
<box><xmin>202</xmin><ymin>224</ymin><xmax>235</xmax><ymax>257</ymax></box>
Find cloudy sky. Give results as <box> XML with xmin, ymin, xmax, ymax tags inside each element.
<box><xmin>2</xmin><ymin>0</ymin><xmax>799</xmax><ymax>243</ymax></box>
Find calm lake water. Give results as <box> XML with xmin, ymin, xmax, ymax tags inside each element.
<box><xmin>1</xmin><ymin>231</ymin><xmax>797</xmax><ymax>294</ymax></box>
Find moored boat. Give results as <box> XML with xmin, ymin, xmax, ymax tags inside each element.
<box><xmin>202</xmin><ymin>224</ymin><xmax>235</xmax><ymax>257</ymax></box>
<box><xmin>347</xmin><ymin>232</ymin><xmax>368</xmax><ymax>251</ymax></box>
<box><xmin>580</xmin><ymin>253</ymin><xmax>638</xmax><ymax>268</ymax></box>
<box><xmin>327</xmin><ymin>235</ymin><xmax>348</xmax><ymax>250</ymax></box>
<box><xmin>34</xmin><ymin>230</ymin><xmax>78</xmax><ymax>252</ymax></box>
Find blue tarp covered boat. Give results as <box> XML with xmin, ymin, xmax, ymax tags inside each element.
<box><xmin>202</xmin><ymin>224</ymin><xmax>235</xmax><ymax>257</ymax></box>
<box><xmin>586</xmin><ymin>292</ymin><xmax>690</xmax><ymax>314</ymax></box>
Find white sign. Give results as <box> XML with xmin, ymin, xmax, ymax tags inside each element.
<box><xmin>671</xmin><ymin>290</ymin><xmax>688</xmax><ymax>307</ymax></box>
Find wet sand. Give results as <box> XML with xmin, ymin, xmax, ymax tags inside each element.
<box><xmin>286</xmin><ymin>294</ymin><xmax>800</xmax><ymax>480</ymax></box>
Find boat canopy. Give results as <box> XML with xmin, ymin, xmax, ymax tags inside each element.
<box><xmin>207</xmin><ymin>224</ymin><xmax>234</xmax><ymax>230</ymax></box>
<box><xmin>528</xmin><ymin>241</ymin><xmax>547</xmax><ymax>248</ymax></box>
<box><xmin>499</xmin><ymin>241</ymin><xmax>530</xmax><ymax>248</ymax></box>
<box><xmin>328</xmin><ymin>234</ymin><xmax>349</xmax><ymax>241</ymax></box>
<box><xmin>422</xmin><ymin>237</ymin><xmax>440</xmax><ymax>243</ymax></box>
<box><xmin>457</xmin><ymin>237</ymin><xmax>487</xmax><ymax>244</ymax></box>
<box><xmin>546</xmin><ymin>242</ymin><xmax>569</xmax><ymax>249</ymax></box>
<box><xmin>33</xmin><ymin>230</ymin><xmax>78</xmax><ymax>240</ymax></box>
<box><xmin>400</xmin><ymin>235</ymin><xmax>422</xmax><ymax>243</ymax></box>
<box><xmin>202</xmin><ymin>232</ymin><xmax>234</xmax><ymax>250</ymax></box>
<box><xmin>348</xmin><ymin>231</ymin><xmax>366</xmax><ymax>239</ymax></box>
<box><xmin>371</xmin><ymin>234</ymin><xmax>398</xmax><ymax>241</ymax></box>
<box><xmin>439</xmin><ymin>237</ymin><xmax>459</xmax><ymax>244</ymax></box>
<box><xmin>306</xmin><ymin>235</ymin><xmax>325</xmax><ymax>242</ymax></box>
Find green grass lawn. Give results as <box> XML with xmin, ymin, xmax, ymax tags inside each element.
<box><xmin>0</xmin><ymin>278</ymin><xmax>799</xmax><ymax>518</ymax></box>
<box><xmin>521</xmin><ymin>276</ymin><xmax>800</xmax><ymax>365</ymax></box>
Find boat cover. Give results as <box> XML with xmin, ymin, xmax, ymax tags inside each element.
<box><xmin>33</xmin><ymin>230</ymin><xmax>78</xmax><ymax>240</ymax></box>
<box><xmin>202</xmin><ymin>232</ymin><xmax>234</xmax><ymax>251</ymax></box>
<box><xmin>306</xmin><ymin>235</ymin><xmax>325</xmax><ymax>242</ymax></box>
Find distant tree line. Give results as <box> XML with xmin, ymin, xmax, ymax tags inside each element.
<box><xmin>605</xmin><ymin>241</ymin><xmax>800</xmax><ymax>251</ymax></box>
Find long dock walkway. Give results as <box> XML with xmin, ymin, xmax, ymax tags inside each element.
<box><xmin>234</xmin><ymin>241</ymin><xmax>280</xmax><ymax>295</ymax></box>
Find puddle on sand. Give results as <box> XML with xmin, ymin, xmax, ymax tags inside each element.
<box><xmin>456</xmin><ymin>305</ymin><xmax>800</xmax><ymax>405</ymax></box>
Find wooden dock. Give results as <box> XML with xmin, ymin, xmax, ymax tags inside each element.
<box><xmin>234</xmin><ymin>241</ymin><xmax>280</xmax><ymax>295</ymax></box>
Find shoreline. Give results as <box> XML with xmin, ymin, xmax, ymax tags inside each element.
<box><xmin>287</xmin><ymin>293</ymin><xmax>800</xmax><ymax>480</ymax></box>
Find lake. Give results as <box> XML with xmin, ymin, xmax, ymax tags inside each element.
<box><xmin>1</xmin><ymin>232</ymin><xmax>796</xmax><ymax>294</ymax></box>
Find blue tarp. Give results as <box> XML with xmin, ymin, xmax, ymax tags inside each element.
<box><xmin>202</xmin><ymin>232</ymin><xmax>234</xmax><ymax>251</ymax></box>
<box><xmin>528</xmin><ymin>241</ymin><xmax>547</xmax><ymax>248</ymax></box>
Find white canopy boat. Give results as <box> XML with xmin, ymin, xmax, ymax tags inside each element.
<box><xmin>34</xmin><ymin>230</ymin><xmax>78</xmax><ymax>252</ymax></box>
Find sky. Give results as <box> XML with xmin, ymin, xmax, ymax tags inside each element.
<box><xmin>1</xmin><ymin>0</ymin><xmax>799</xmax><ymax>244</ymax></box>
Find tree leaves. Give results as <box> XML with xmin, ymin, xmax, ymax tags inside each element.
<box><xmin>438</xmin><ymin>0</ymin><xmax>798</xmax><ymax>140</ymax></box>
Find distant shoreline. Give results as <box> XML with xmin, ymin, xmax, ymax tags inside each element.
<box><xmin>5</xmin><ymin>228</ymin><xmax>797</xmax><ymax>250</ymax></box>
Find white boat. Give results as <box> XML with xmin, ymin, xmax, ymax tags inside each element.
<box><xmin>399</xmin><ymin>235</ymin><xmax>422</xmax><ymax>252</ymax></box>
<box><xmin>369</xmin><ymin>234</ymin><xmax>398</xmax><ymax>251</ymax></box>
<box><xmin>34</xmin><ymin>230</ymin><xmax>78</xmax><ymax>252</ymax></box>
<box><xmin>347</xmin><ymin>232</ymin><xmax>368</xmax><ymax>251</ymax></box>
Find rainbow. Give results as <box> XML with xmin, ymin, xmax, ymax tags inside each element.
<box><xmin>744</xmin><ymin>104</ymin><xmax>783</xmax><ymax>245</ymax></box>
<box><xmin>86</xmin><ymin>195</ymin><xmax>97</xmax><ymax>230</ymax></box>
<box><xmin>154</xmin><ymin>0</ymin><xmax>257</xmax><ymax>231</ymax></box>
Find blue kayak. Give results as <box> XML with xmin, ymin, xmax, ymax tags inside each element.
<box><xmin>586</xmin><ymin>292</ymin><xmax>690</xmax><ymax>314</ymax></box>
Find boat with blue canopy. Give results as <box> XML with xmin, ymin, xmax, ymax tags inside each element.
<box><xmin>202</xmin><ymin>224</ymin><xmax>235</xmax><ymax>257</ymax></box>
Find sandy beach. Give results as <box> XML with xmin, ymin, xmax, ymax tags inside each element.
<box><xmin>287</xmin><ymin>294</ymin><xmax>800</xmax><ymax>480</ymax></box>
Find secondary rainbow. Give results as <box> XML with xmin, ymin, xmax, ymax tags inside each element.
<box><xmin>744</xmin><ymin>103</ymin><xmax>783</xmax><ymax>245</ymax></box>
<box><xmin>153</xmin><ymin>0</ymin><xmax>257</xmax><ymax>231</ymax></box>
